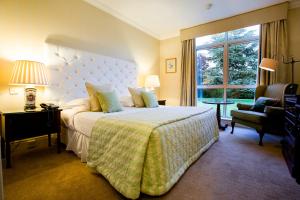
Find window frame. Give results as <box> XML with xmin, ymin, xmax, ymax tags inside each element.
<box><xmin>196</xmin><ymin>27</ymin><xmax>260</xmax><ymax>117</ymax></box>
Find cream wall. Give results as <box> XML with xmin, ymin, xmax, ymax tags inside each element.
<box><xmin>159</xmin><ymin>37</ymin><xmax>181</xmax><ymax>105</ymax></box>
<box><xmin>0</xmin><ymin>0</ymin><xmax>160</xmax><ymax>110</ymax></box>
<box><xmin>159</xmin><ymin>7</ymin><xmax>300</xmax><ymax>105</ymax></box>
<box><xmin>288</xmin><ymin>7</ymin><xmax>300</xmax><ymax>94</ymax></box>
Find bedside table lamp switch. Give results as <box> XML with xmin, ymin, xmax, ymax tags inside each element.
<box><xmin>9</xmin><ymin>60</ymin><xmax>48</xmax><ymax>110</ymax></box>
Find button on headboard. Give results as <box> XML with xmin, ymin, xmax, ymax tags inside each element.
<box><xmin>44</xmin><ymin>43</ymin><xmax>138</xmax><ymax>103</ymax></box>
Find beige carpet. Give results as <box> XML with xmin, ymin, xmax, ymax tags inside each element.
<box><xmin>3</xmin><ymin>127</ymin><xmax>300</xmax><ymax>200</ymax></box>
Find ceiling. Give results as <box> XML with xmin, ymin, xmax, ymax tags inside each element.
<box><xmin>85</xmin><ymin>0</ymin><xmax>289</xmax><ymax>40</ymax></box>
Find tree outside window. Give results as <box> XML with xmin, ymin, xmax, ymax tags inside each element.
<box><xmin>196</xmin><ymin>25</ymin><xmax>260</xmax><ymax>118</ymax></box>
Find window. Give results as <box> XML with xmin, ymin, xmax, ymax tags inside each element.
<box><xmin>196</xmin><ymin>25</ymin><xmax>260</xmax><ymax>118</ymax></box>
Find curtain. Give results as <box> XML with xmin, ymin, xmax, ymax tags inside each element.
<box><xmin>258</xmin><ymin>19</ymin><xmax>289</xmax><ymax>85</ymax></box>
<box><xmin>180</xmin><ymin>39</ymin><xmax>197</xmax><ymax>106</ymax></box>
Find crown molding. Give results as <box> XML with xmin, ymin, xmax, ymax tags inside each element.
<box><xmin>289</xmin><ymin>0</ymin><xmax>300</xmax><ymax>9</ymax></box>
<box><xmin>84</xmin><ymin>0</ymin><xmax>161</xmax><ymax>40</ymax></box>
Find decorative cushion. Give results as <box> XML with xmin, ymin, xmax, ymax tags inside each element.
<box><xmin>141</xmin><ymin>91</ymin><xmax>159</xmax><ymax>108</ymax></box>
<box><xmin>128</xmin><ymin>87</ymin><xmax>146</xmax><ymax>107</ymax></box>
<box><xmin>231</xmin><ymin>110</ymin><xmax>267</xmax><ymax>124</ymax></box>
<box><xmin>119</xmin><ymin>96</ymin><xmax>134</xmax><ymax>107</ymax></box>
<box><xmin>96</xmin><ymin>91</ymin><xmax>123</xmax><ymax>113</ymax></box>
<box><xmin>85</xmin><ymin>82</ymin><xmax>113</xmax><ymax>111</ymax></box>
<box><xmin>251</xmin><ymin>97</ymin><xmax>280</xmax><ymax>113</ymax></box>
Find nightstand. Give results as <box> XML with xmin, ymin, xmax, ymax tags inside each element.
<box><xmin>0</xmin><ymin>108</ymin><xmax>62</xmax><ymax>168</ymax></box>
<box><xmin>158</xmin><ymin>100</ymin><xmax>166</xmax><ymax>105</ymax></box>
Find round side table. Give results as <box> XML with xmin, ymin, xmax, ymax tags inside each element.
<box><xmin>203</xmin><ymin>100</ymin><xmax>234</xmax><ymax>130</ymax></box>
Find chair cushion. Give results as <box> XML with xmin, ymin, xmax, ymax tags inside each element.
<box><xmin>251</xmin><ymin>97</ymin><xmax>280</xmax><ymax>112</ymax></box>
<box><xmin>231</xmin><ymin>110</ymin><xmax>267</xmax><ymax>124</ymax></box>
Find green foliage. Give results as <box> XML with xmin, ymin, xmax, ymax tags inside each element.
<box><xmin>197</xmin><ymin>27</ymin><xmax>258</xmax><ymax>99</ymax></box>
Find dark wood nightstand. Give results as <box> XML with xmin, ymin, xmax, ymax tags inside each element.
<box><xmin>0</xmin><ymin>108</ymin><xmax>62</xmax><ymax>168</ymax></box>
<box><xmin>158</xmin><ymin>100</ymin><xmax>166</xmax><ymax>105</ymax></box>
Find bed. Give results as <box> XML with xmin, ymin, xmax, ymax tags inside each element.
<box><xmin>45</xmin><ymin>43</ymin><xmax>219</xmax><ymax>199</ymax></box>
<box><xmin>61</xmin><ymin>105</ymin><xmax>218</xmax><ymax>199</ymax></box>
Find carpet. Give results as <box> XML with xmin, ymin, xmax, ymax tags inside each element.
<box><xmin>3</xmin><ymin>127</ymin><xmax>300</xmax><ymax>200</ymax></box>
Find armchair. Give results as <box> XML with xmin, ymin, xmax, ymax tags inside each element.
<box><xmin>230</xmin><ymin>83</ymin><xmax>297</xmax><ymax>146</ymax></box>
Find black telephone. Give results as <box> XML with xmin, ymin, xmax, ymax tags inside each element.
<box><xmin>40</xmin><ymin>103</ymin><xmax>59</xmax><ymax>110</ymax></box>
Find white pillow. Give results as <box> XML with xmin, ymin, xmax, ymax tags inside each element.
<box><xmin>120</xmin><ymin>96</ymin><xmax>134</xmax><ymax>107</ymax></box>
<box><xmin>62</xmin><ymin>98</ymin><xmax>90</xmax><ymax>110</ymax></box>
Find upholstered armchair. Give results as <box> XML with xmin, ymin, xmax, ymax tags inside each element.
<box><xmin>231</xmin><ymin>83</ymin><xmax>297</xmax><ymax>146</ymax></box>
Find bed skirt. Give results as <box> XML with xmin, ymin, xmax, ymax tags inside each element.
<box><xmin>64</xmin><ymin>127</ymin><xmax>90</xmax><ymax>162</ymax></box>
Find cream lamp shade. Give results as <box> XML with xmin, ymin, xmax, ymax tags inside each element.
<box><xmin>9</xmin><ymin>60</ymin><xmax>48</xmax><ymax>110</ymax></box>
<box><xmin>259</xmin><ymin>58</ymin><xmax>278</xmax><ymax>72</ymax></box>
<box><xmin>145</xmin><ymin>75</ymin><xmax>160</xmax><ymax>90</ymax></box>
<box><xmin>10</xmin><ymin>60</ymin><xmax>48</xmax><ymax>86</ymax></box>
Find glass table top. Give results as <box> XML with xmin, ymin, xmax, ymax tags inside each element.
<box><xmin>202</xmin><ymin>99</ymin><xmax>234</xmax><ymax>105</ymax></box>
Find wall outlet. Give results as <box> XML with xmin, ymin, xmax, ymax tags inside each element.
<box><xmin>9</xmin><ymin>87</ymin><xmax>22</xmax><ymax>95</ymax></box>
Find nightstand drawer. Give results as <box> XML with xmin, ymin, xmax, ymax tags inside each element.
<box><xmin>158</xmin><ymin>100</ymin><xmax>166</xmax><ymax>105</ymax></box>
<box><xmin>4</xmin><ymin>112</ymin><xmax>59</xmax><ymax>141</ymax></box>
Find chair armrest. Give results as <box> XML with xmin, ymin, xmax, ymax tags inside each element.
<box><xmin>264</xmin><ymin>106</ymin><xmax>284</xmax><ymax>117</ymax></box>
<box><xmin>237</xmin><ymin>103</ymin><xmax>253</xmax><ymax>110</ymax></box>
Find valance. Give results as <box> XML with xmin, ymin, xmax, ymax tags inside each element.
<box><xmin>180</xmin><ymin>2</ymin><xmax>288</xmax><ymax>41</ymax></box>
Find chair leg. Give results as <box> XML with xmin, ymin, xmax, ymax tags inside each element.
<box><xmin>231</xmin><ymin>121</ymin><xmax>235</xmax><ymax>134</ymax></box>
<box><xmin>257</xmin><ymin>131</ymin><xmax>264</xmax><ymax>146</ymax></box>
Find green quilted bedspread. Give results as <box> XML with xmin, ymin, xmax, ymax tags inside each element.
<box><xmin>87</xmin><ymin>106</ymin><xmax>219</xmax><ymax>199</ymax></box>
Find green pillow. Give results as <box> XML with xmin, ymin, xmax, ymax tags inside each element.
<box><xmin>96</xmin><ymin>91</ymin><xmax>123</xmax><ymax>113</ymax></box>
<box><xmin>251</xmin><ymin>97</ymin><xmax>280</xmax><ymax>112</ymax></box>
<box><xmin>141</xmin><ymin>91</ymin><xmax>159</xmax><ymax>108</ymax></box>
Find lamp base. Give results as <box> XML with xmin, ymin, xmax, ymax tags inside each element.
<box><xmin>24</xmin><ymin>87</ymin><xmax>37</xmax><ymax>110</ymax></box>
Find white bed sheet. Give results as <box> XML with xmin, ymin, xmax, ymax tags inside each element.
<box><xmin>61</xmin><ymin>107</ymin><xmax>158</xmax><ymax>161</ymax></box>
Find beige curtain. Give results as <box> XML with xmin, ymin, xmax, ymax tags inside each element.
<box><xmin>180</xmin><ymin>39</ymin><xmax>196</xmax><ymax>106</ymax></box>
<box><xmin>258</xmin><ymin>19</ymin><xmax>289</xmax><ymax>85</ymax></box>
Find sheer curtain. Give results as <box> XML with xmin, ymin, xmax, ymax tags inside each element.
<box><xmin>180</xmin><ymin>39</ymin><xmax>197</xmax><ymax>106</ymax></box>
<box><xmin>258</xmin><ymin>19</ymin><xmax>289</xmax><ymax>85</ymax></box>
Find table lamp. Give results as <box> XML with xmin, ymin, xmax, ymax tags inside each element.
<box><xmin>259</xmin><ymin>58</ymin><xmax>278</xmax><ymax>72</ymax></box>
<box><xmin>145</xmin><ymin>75</ymin><xmax>160</xmax><ymax>91</ymax></box>
<box><xmin>9</xmin><ymin>60</ymin><xmax>48</xmax><ymax>110</ymax></box>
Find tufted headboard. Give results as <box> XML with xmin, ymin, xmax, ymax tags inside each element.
<box><xmin>44</xmin><ymin>43</ymin><xmax>138</xmax><ymax>104</ymax></box>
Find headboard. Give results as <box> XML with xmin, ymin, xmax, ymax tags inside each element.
<box><xmin>44</xmin><ymin>43</ymin><xmax>138</xmax><ymax>104</ymax></box>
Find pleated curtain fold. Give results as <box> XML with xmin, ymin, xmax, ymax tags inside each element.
<box><xmin>180</xmin><ymin>39</ymin><xmax>197</xmax><ymax>106</ymax></box>
<box><xmin>258</xmin><ymin>19</ymin><xmax>289</xmax><ymax>85</ymax></box>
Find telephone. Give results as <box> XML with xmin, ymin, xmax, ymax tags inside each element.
<box><xmin>40</xmin><ymin>103</ymin><xmax>59</xmax><ymax>110</ymax></box>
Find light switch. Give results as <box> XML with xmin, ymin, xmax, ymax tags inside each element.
<box><xmin>9</xmin><ymin>87</ymin><xmax>22</xmax><ymax>95</ymax></box>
